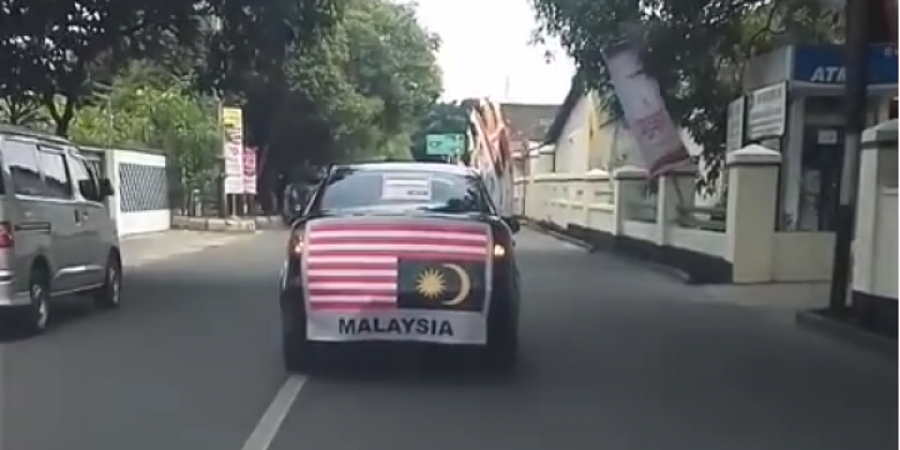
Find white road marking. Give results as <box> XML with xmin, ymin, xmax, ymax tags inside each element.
<box><xmin>239</xmin><ymin>374</ymin><xmax>308</xmax><ymax>450</ymax></box>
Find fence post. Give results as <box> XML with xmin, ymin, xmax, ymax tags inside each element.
<box><xmin>852</xmin><ymin>120</ymin><xmax>898</xmax><ymax>297</ymax></box>
<box><xmin>725</xmin><ymin>145</ymin><xmax>781</xmax><ymax>283</ymax></box>
<box><xmin>612</xmin><ymin>165</ymin><xmax>648</xmax><ymax>237</ymax></box>
<box><xmin>657</xmin><ymin>164</ymin><xmax>697</xmax><ymax>246</ymax></box>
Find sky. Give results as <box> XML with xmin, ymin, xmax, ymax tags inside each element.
<box><xmin>410</xmin><ymin>0</ymin><xmax>576</xmax><ymax>105</ymax></box>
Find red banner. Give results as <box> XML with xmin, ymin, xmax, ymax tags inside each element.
<box><xmin>242</xmin><ymin>146</ymin><xmax>257</xmax><ymax>195</ymax></box>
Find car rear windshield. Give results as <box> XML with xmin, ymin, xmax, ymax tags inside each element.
<box><xmin>314</xmin><ymin>168</ymin><xmax>491</xmax><ymax>214</ymax></box>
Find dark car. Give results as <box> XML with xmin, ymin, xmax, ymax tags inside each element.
<box><xmin>278</xmin><ymin>162</ymin><xmax>521</xmax><ymax>372</ymax></box>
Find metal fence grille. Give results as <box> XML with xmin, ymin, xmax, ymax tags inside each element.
<box><xmin>119</xmin><ymin>163</ymin><xmax>169</xmax><ymax>212</ymax></box>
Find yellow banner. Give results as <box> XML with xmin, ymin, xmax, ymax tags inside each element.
<box><xmin>221</xmin><ymin>107</ymin><xmax>243</xmax><ymax>137</ymax></box>
<box><xmin>221</xmin><ymin>106</ymin><xmax>244</xmax><ymax>194</ymax></box>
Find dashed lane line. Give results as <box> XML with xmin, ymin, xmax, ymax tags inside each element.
<box><xmin>239</xmin><ymin>374</ymin><xmax>308</xmax><ymax>450</ymax></box>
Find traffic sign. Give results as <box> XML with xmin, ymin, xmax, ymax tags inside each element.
<box><xmin>426</xmin><ymin>134</ymin><xmax>465</xmax><ymax>156</ymax></box>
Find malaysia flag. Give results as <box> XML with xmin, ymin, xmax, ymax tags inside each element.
<box><xmin>304</xmin><ymin>221</ymin><xmax>490</xmax><ymax>311</ymax></box>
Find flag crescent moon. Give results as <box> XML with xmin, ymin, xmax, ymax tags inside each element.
<box><xmin>442</xmin><ymin>263</ymin><xmax>471</xmax><ymax>306</ymax></box>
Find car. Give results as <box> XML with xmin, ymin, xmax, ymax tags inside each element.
<box><xmin>0</xmin><ymin>125</ymin><xmax>122</xmax><ymax>335</ymax></box>
<box><xmin>279</xmin><ymin>162</ymin><xmax>521</xmax><ymax>372</ymax></box>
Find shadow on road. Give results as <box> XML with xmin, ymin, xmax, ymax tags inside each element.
<box><xmin>0</xmin><ymin>297</ymin><xmax>112</xmax><ymax>342</ymax></box>
<box><xmin>297</xmin><ymin>345</ymin><xmax>534</xmax><ymax>386</ymax></box>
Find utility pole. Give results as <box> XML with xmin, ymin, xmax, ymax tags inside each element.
<box><xmin>826</xmin><ymin>0</ymin><xmax>877</xmax><ymax>313</ymax></box>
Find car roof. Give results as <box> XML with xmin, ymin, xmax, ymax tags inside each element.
<box><xmin>334</xmin><ymin>161</ymin><xmax>477</xmax><ymax>177</ymax></box>
<box><xmin>0</xmin><ymin>124</ymin><xmax>72</xmax><ymax>145</ymax></box>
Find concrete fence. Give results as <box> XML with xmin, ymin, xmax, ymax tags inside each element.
<box><xmin>850</xmin><ymin>120</ymin><xmax>898</xmax><ymax>331</ymax></box>
<box><xmin>81</xmin><ymin>146</ymin><xmax>171</xmax><ymax>237</ymax></box>
<box><xmin>515</xmin><ymin>144</ymin><xmax>837</xmax><ymax>284</ymax></box>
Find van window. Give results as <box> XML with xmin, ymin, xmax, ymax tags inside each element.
<box><xmin>2</xmin><ymin>139</ymin><xmax>43</xmax><ymax>196</ymax></box>
<box><xmin>37</xmin><ymin>147</ymin><xmax>73</xmax><ymax>199</ymax></box>
<box><xmin>69</xmin><ymin>155</ymin><xmax>98</xmax><ymax>200</ymax></box>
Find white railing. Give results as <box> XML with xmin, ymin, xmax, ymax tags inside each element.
<box><xmin>514</xmin><ymin>144</ymin><xmax>837</xmax><ymax>284</ymax></box>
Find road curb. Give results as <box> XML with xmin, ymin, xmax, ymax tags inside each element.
<box><xmin>795</xmin><ymin>309</ymin><xmax>897</xmax><ymax>359</ymax></box>
<box><xmin>171</xmin><ymin>216</ymin><xmax>261</xmax><ymax>233</ymax></box>
<box><xmin>624</xmin><ymin>259</ymin><xmax>692</xmax><ymax>283</ymax></box>
<box><xmin>521</xmin><ymin>218</ymin><xmax>692</xmax><ymax>283</ymax></box>
<box><xmin>521</xmin><ymin>219</ymin><xmax>594</xmax><ymax>251</ymax></box>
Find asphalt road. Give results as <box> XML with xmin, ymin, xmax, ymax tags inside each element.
<box><xmin>1</xmin><ymin>229</ymin><xmax>895</xmax><ymax>450</ymax></box>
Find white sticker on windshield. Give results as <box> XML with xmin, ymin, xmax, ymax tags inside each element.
<box><xmin>381</xmin><ymin>175</ymin><xmax>432</xmax><ymax>200</ymax></box>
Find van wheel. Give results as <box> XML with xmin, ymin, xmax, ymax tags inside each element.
<box><xmin>20</xmin><ymin>269</ymin><xmax>51</xmax><ymax>335</ymax></box>
<box><xmin>93</xmin><ymin>254</ymin><xmax>122</xmax><ymax>310</ymax></box>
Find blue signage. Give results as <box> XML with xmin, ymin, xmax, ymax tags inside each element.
<box><xmin>791</xmin><ymin>44</ymin><xmax>898</xmax><ymax>85</ymax></box>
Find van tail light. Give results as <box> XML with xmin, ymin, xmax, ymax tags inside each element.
<box><xmin>0</xmin><ymin>222</ymin><xmax>14</xmax><ymax>248</ymax></box>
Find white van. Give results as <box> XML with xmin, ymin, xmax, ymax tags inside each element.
<box><xmin>0</xmin><ymin>126</ymin><xmax>122</xmax><ymax>335</ymax></box>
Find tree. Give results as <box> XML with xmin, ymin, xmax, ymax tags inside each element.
<box><xmin>69</xmin><ymin>62</ymin><xmax>220</xmax><ymax>208</ymax></box>
<box><xmin>410</xmin><ymin>101</ymin><xmax>469</xmax><ymax>162</ymax></box>
<box><xmin>341</xmin><ymin>0</ymin><xmax>442</xmax><ymax>145</ymax></box>
<box><xmin>0</xmin><ymin>0</ymin><xmax>208</xmax><ymax>135</ymax></box>
<box><xmin>530</xmin><ymin>0</ymin><xmax>839</xmax><ymax>184</ymax></box>
<box><xmin>260</xmin><ymin>0</ymin><xmax>441</xmax><ymax>177</ymax></box>
<box><xmin>0</xmin><ymin>0</ymin><xmax>340</xmax><ymax>136</ymax></box>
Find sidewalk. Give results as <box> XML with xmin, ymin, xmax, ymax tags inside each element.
<box><xmin>695</xmin><ymin>283</ymin><xmax>829</xmax><ymax>324</ymax></box>
<box><xmin>700</xmin><ymin>282</ymin><xmax>829</xmax><ymax>309</ymax></box>
<box><xmin>120</xmin><ymin>230</ymin><xmax>254</xmax><ymax>267</ymax></box>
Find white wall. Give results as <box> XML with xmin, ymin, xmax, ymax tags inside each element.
<box><xmin>853</xmin><ymin>121</ymin><xmax>898</xmax><ymax>299</ymax></box>
<box><xmin>870</xmin><ymin>190</ymin><xmax>897</xmax><ymax>297</ymax></box>
<box><xmin>554</xmin><ymin>95</ymin><xmax>592</xmax><ymax>174</ymax></box>
<box><xmin>106</xmin><ymin>149</ymin><xmax>171</xmax><ymax>237</ymax></box>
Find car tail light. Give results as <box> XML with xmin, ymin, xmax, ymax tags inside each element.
<box><xmin>287</xmin><ymin>229</ymin><xmax>305</xmax><ymax>257</ymax></box>
<box><xmin>0</xmin><ymin>222</ymin><xmax>14</xmax><ymax>248</ymax></box>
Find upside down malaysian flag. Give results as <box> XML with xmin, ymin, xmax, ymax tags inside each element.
<box><xmin>304</xmin><ymin>220</ymin><xmax>490</xmax><ymax>312</ymax></box>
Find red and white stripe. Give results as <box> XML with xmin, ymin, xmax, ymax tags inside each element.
<box><xmin>305</xmin><ymin>222</ymin><xmax>489</xmax><ymax>311</ymax></box>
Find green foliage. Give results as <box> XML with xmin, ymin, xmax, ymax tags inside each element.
<box><xmin>0</xmin><ymin>0</ymin><xmax>440</xmax><ymax>207</ymax></box>
<box><xmin>264</xmin><ymin>0</ymin><xmax>442</xmax><ymax>169</ymax></box>
<box><xmin>530</xmin><ymin>0</ymin><xmax>839</xmax><ymax>185</ymax></box>
<box><xmin>70</xmin><ymin>63</ymin><xmax>219</xmax><ymax>194</ymax></box>
<box><xmin>0</xmin><ymin>0</ymin><xmax>341</xmax><ymax>136</ymax></box>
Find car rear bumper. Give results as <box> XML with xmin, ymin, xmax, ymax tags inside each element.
<box><xmin>0</xmin><ymin>270</ymin><xmax>29</xmax><ymax>306</ymax></box>
<box><xmin>280</xmin><ymin>285</ymin><xmax>513</xmax><ymax>346</ymax></box>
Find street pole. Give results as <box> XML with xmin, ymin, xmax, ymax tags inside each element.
<box><xmin>214</xmin><ymin>93</ymin><xmax>229</xmax><ymax>218</ymax></box>
<box><xmin>827</xmin><ymin>0</ymin><xmax>870</xmax><ymax>313</ymax></box>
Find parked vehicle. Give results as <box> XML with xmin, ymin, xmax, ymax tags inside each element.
<box><xmin>0</xmin><ymin>125</ymin><xmax>122</xmax><ymax>335</ymax></box>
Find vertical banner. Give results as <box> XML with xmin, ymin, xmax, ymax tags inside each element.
<box><xmin>242</xmin><ymin>146</ymin><xmax>258</xmax><ymax>195</ymax></box>
<box><xmin>221</xmin><ymin>106</ymin><xmax>244</xmax><ymax>194</ymax></box>
<box><xmin>602</xmin><ymin>41</ymin><xmax>687</xmax><ymax>176</ymax></box>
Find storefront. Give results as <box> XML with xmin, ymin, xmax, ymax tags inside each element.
<box><xmin>733</xmin><ymin>43</ymin><xmax>898</xmax><ymax>231</ymax></box>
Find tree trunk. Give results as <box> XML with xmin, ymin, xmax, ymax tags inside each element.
<box><xmin>43</xmin><ymin>94</ymin><xmax>77</xmax><ymax>137</ymax></box>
